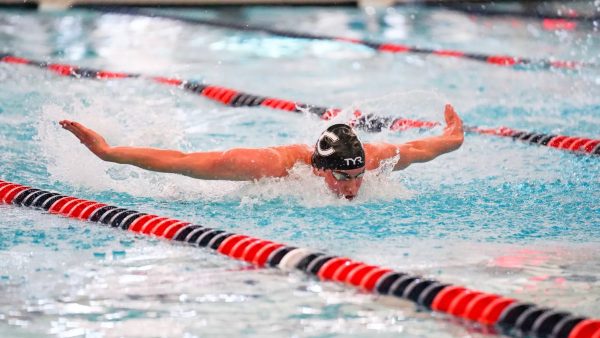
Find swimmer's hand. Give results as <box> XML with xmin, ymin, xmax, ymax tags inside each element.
<box><xmin>59</xmin><ymin>120</ymin><xmax>110</xmax><ymax>159</ymax></box>
<box><xmin>369</xmin><ymin>104</ymin><xmax>464</xmax><ymax>171</ymax></box>
<box><xmin>442</xmin><ymin>104</ymin><xmax>464</xmax><ymax>143</ymax></box>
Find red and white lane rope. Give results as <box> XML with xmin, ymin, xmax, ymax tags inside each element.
<box><xmin>2</xmin><ymin>54</ymin><xmax>598</xmax><ymax>156</ymax></box>
<box><xmin>97</xmin><ymin>7</ymin><xmax>595</xmax><ymax>71</ymax></box>
<box><xmin>1</xmin><ymin>178</ymin><xmax>599</xmax><ymax>338</ymax></box>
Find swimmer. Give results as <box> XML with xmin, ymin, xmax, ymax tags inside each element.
<box><xmin>60</xmin><ymin>104</ymin><xmax>463</xmax><ymax>200</ymax></box>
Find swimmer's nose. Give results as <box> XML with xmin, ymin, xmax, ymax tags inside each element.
<box><xmin>343</xmin><ymin>179</ymin><xmax>361</xmax><ymax>196</ymax></box>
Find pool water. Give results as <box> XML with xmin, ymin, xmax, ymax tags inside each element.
<box><xmin>1</xmin><ymin>4</ymin><xmax>599</xmax><ymax>337</ymax></box>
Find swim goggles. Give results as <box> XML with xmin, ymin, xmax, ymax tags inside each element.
<box><xmin>332</xmin><ymin>170</ymin><xmax>365</xmax><ymax>181</ymax></box>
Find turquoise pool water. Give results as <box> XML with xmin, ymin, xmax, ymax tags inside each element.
<box><xmin>1</xmin><ymin>4</ymin><xmax>599</xmax><ymax>337</ymax></box>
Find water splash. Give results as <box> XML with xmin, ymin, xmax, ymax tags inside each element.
<box><xmin>238</xmin><ymin>161</ymin><xmax>411</xmax><ymax>208</ymax></box>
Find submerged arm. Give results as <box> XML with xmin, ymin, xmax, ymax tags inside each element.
<box><xmin>59</xmin><ymin>120</ymin><xmax>299</xmax><ymax>181</ymax></box>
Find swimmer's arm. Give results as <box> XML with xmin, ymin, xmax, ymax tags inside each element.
<box><xmin>166</xmin><ymin>147</ymin><xmax>304</xmax><ymax>180</ymax></box>
<box><xmin>367</xmin><ymin>104</ymin><xmax>464</xmax><ymax>171</ymax></box>
<box><xmin>60</xmin><ymin>120</ymin><xmax>303</xmax><ymax>181</ymax></box>
<box><xmin>393</xmin><ymin>104</ymin><xmax>464</xmax><ymax>170</ymax></box>
<box><xmin>106</xmin><ymin>147</ymin><xmax>303</xmax><ymax>180</ymax></box>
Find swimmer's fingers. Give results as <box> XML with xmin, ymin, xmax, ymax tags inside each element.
<box><xmin>444</xmin><ymin>104</ymin><xmax>456</xmax><ymax>124</ymax></box>
<box><xmin>60</xmin><ymin>120</ymin><xmax>87</xmax><ymax>143</ymax></box>
<box><xmin>59</xmin><ymin>120</ymin><xmax>76</xmax><ymax>131</ymax></box>
<box><xmin>59</xmin><ymin>120</ymin><xmax>81</xmax><ymax>137</ymax></box>
<box><xmin>444</xmin><ymin>104</ymin><xmax>462</xmax><ymax>129</ymax></box>
<box><xmin>70</xmin><ymin>122</ymin><xmax>91</xmax><ymax>141</ymax></box>
<box><xmin>59</xmin><ymin>120</ymin><xmax>107</xmax><ymax>150</ymax></box>
<box><xmin>443</xmin><ymin>105</ymin><xmax>463</xmax><ymax>139</ymax></box>
<box><xmin>59</xmin><ymin>120</ymin><xmax>81</xmax><ymax>133</ymax></box>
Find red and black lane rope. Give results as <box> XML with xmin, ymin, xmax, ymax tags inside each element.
<box><xmin>427</xmin><ymin>2</ymin><xmax>600</xmax><ymax>23</ymax></box>
<box><xmin>468</xmin><ymin>126</ymin><xmax>600</xmax><ymax>156</ymax></box>
<box><xmin>425</xmin><ymin>2</ymin><xmax>598</xmax><ymax>33</ymax></box>
<box><xmin>1</xmin><ymin>179</ymin><xmax>599</xmax><ymax>338</ymax></box>
<box><xmin>0</xmin><ymin>53</ymin><xmax>437</xmax><ymax>133</ymax></box>
<box><xmin>2</xmin><ymin>53</ymin><xmax>598</xmax><ymax>157</ymax></box>
<box><xmin>95</xmin><ymin>7</ymin><xmax>594</xmax><ymax>71</ymax></box>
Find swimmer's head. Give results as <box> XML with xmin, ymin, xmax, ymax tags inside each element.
<box><xmin>311</xmin><ymin>124</ymin><xmax>366</xmax><ymax>200</ymax></box>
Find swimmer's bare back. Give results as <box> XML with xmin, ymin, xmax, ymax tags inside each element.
<box><xmin>60</xmin><ymin>104</ymin><xmax>463</xmax><ymax>180</ymax></box>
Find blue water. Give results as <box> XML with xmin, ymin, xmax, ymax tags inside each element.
<box><xmin>1</xmin><ymin>4</ymin><xmax>600</xmax><ymax>337</ymax></box>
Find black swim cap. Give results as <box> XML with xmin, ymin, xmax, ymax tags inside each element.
<box><xmin>311</xmin><ymin>124</ymin><xmax>365</xmax><ymax>170</ymax></box>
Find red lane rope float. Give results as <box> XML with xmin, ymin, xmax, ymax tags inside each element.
<box><xmin>96</xmin><ymin>8</ymin><xmax>594</xmax><ymax>71</ymax></box>
<box><xmin>1</xmin><ymin>178</ymin><xmax>599</xmax><ymax>338</ymax></box>
<box><xmin>2</xmin><ymin>53</ymin><xmax>598</xmax><ymax>157</ymax></box>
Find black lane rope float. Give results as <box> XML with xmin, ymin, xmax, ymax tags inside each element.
<box><xmin>424</xmin><ymin>2</ymin><xmax>600</xmax><ymax>23</ymax></box>
<box><xmin>1</xmin><ymin>179</ymin><xmax>600</xmax><ymax>338</ymax></box>
<box><xmin>95</xmin><ymin>7</ymin><xmax>595</xmax><ymax>71</ymax></box>
<box><xmin>2</xmin><ymin>53</ymin><xmax>599</xmax><ymax>156</ymax></box>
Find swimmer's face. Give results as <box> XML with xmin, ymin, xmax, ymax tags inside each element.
<box><xmin>319</xmin><ymin>167</ymin><xmax>365</xmax><ymax>200</ymax></box>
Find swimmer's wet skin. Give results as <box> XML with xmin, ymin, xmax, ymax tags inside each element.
<box><xmin>59</xmin><ymin>104</ymin><xmax>464</xmax><ymax>199</ymax></box>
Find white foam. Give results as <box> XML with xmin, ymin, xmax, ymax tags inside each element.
<box><xmin>238</xmin><ymin>161</ymin><xmax>412</xmax><ymax>208</ymax></box>
<box><xmin>35</xmin><ymin>85</ymin><xmax>226</xmax><ymax>200</ymax></box>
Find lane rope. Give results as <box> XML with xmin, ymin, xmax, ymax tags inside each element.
<box><xmin>95</xmin><ymin>7</ymin><xmax>596</xmax><ymax>71</ymax></box>
<box><xmin>2</xmin><ymin>53</ymin><xmax>599</xmax><ymax>156</ymax></box>
<box><xmin>426</xmin><ymin>2</ymin><xmax>600</xmax><ymax>23</ymax></box>
<box><xmin>0</xmin><ymin>53</ymin><xmax>435</xmax><ymax>133</ymax></box>
<box><xmin>467</xmin><ymin>126</ymin><xmax>600</xmax><ymax>156</ymax></box>
<box><xmin>1</xmin><ymin>178</ymin><xmax>599</xmax><ymax>338</ymax></box>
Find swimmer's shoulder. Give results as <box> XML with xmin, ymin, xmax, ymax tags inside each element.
<box><xmin>364</xmin><ymin>142</ymin><xmax>402</xmax><ymax>170</ymax></box>
<box><xmin>268</xmin><ymin>144</ymin><xmax>313</xmax><ymax>167</ymax></box>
